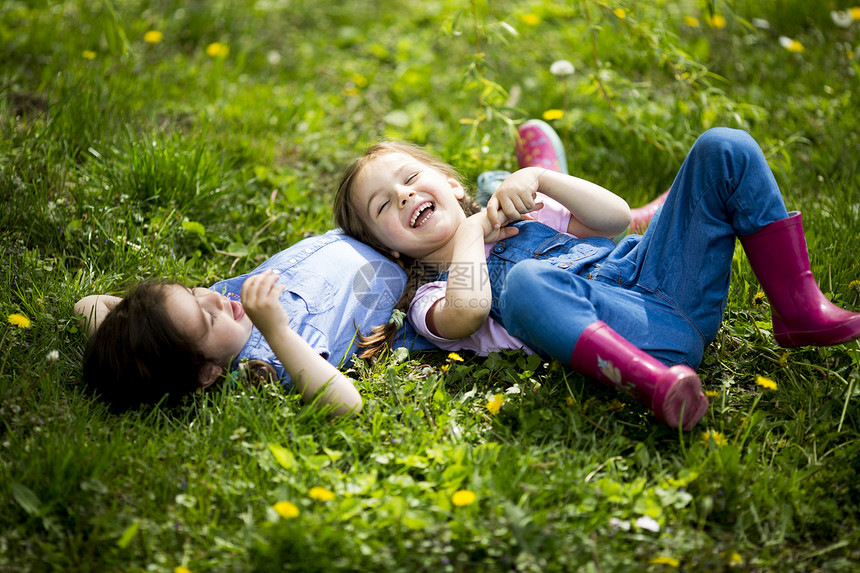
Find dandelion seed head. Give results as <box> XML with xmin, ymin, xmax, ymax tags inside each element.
<box><xmin>831</xmin><ymin>10</ymin><xmax>853</xmax><ymax>28</ymax></box>
<box><xmin>549</xmin><ymin>60</ymin><xmax>575</xmax><ymax>77</ymax></box>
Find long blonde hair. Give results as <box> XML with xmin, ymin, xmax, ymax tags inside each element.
<box><xmin>333</xmin><ymin>141</ymin><xmax>482</xmax><ymax>358</ymax></box>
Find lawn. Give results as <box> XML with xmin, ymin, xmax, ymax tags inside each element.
<box><xmin>1</xmin><ymin>0</ymin><xmax>859</xmax><ymax>571</ymax></box>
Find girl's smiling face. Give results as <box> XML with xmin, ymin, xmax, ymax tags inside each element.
<box><xmin>351</xmin><ymin>151</ymin><xmax>467</xmax><ymax>261</ymax></box>
<box><xmin>163</xmin><ymin>285</ymin><xmax>254</xmax><ymax>369</ymax></box>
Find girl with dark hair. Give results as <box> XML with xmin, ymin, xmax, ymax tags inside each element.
<box><xmin>76</xmin><ymin>232</ymin><xmax>432</xmax><ymax>414</ymax></box>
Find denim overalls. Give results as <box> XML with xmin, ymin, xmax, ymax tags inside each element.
<box><xmin>486</xmin><ymin>128</ymin><xmax>789</xmax><ymax>369</ymax></box>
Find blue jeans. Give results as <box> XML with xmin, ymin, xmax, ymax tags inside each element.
<box><xmin>495</xmin><ymin>128</ymin><xmax>789</xmax><ymax>369</ymax></box>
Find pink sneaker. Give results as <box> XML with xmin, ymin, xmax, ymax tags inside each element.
<box><xmin>516</xmin><ymin>119</ymin><xmax>568</xmax><ymax>174</ymax></box>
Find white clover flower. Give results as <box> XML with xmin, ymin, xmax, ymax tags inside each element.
<box><xmin>635</xmin><ymin>515</ymin><xmax>660</xmax><ymax>532</ymax></box>
<box><xmin>752</xmin><ymin>18</ymin><xmax>771</xmax><ymax>30</ymax></box>
<box><xmin>608</xmin><ymin>517</ymin><xmax>631</xmax><ymax>531</ymax></box>
<box><xmin>45</xmin><ymin>350</ymin><xmax>60</xmax><ymax>364</ymax></box>
<box><xmin>550</xmin><ymin>59</ymin><xmax>575</xmax><ymax>77</ymax></box>
<box><xmin>831</xmin><ymin>10</ymin><xmax>853</xmax><ymax>28</ymax></box>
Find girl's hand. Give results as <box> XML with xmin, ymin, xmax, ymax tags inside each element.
<box><xmin>241</xmin><ymin>271</ymin><xmax>289</xmax><ymax>336</ymax></box>
<box><xmin>463</xmin><ymin>211</ymin><xmax>519</xmax><ymax>245</ymax></box>
<box><xmin>241</xmin><ymin>270</ymin><xmax>362</xmax><ymax>416</ymax></box>
<box><xmin>485</xmin><ymin>169</ymin><xmax>545</xmax><ymax>229</ymax></box>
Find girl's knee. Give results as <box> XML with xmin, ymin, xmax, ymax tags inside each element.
<box><xmin>693</xmin><ymin>127</ymin><xmax>758</xmax><ymax>158</ymax></box>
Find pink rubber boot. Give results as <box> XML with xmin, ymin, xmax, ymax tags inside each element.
<box><xmin>570</xmin><ymin>321</ymin><xmax>709</xmax><ymax>430</ymax></box>
<box><xmin>629</xmin><ymin>190</ymin><xmax>669</xmax><ymax>234</ymax></box>
<box><xmin>740</xmin><ymin>211</ymin><xmax>860</xmax><ymax>347</ymax></box>
<box><xmin>516</xmin><ymin>119</ymin><xmax>568</xmax><ymax>174</ymax></box>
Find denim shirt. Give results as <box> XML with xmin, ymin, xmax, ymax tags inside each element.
<box><xmin>209</xmin><ymin>230</ymin><xmax>432</xmax><ymax>388</ymax></box>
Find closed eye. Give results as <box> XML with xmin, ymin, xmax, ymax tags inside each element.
<box><xmin>376</xmin><ymin>199</ymin><xmax>389</xmax><ymax>216</ymax></box>
<box><xmin>405</xmin><ymin>172</ymin><xmax>418</xmax><ymax>184</ymax></box>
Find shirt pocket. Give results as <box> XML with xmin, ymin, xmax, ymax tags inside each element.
<box><xmin>281</xmin><ymin>271</ymin><xmax>335</xmax><ymax>314</ymax></box>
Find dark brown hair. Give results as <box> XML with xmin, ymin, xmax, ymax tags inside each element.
<box><xmin>82</xmin><ymin>280</ymin><xmax>212</xmax><ymax>411</ymax></box>
<box><xmin>333</xmin><ymin>141</ymin><xmax>482</xmax><ymax>359</ymax></box>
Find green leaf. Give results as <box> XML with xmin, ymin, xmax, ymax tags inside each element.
<box><xmin>116</xmin><ymin>521</ymin><xmax>140</xmax><ymax>549</ymax></box>
<box><xmin>11</xmin><ymin>482</ymin><xmax>41</xmax><ymax>516</ymax></box>
<box><xmin>182</xmin><ymin>220</ymin><xmax>206</xmax><ymax>237</ymax></box>
<box><xmin>269</xmin><ymin>443</ymin><xmax>296</xmax><ymax>470</ymax></box>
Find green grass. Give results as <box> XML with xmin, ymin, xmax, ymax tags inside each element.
<box><xmin>2</xmin><ymin>0</ymin><xmax>860</xmax><ymax>570</ymax></box>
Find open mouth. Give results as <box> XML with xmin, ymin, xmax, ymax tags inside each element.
<box><xmin>231</xmin><ymin>300</ymin><xmax>245</xmax><ymax>321</ymax></box>
<box><xmin>410</xmin><ymin>201</ymin><xmax>435</xmax><ymax>228</ymax></box>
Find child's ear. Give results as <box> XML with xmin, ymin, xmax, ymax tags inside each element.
<box><xmin>198</xmin><ymin>363</ymin><xmax>223</xmax><ymax>389</ymax></box>
<box><xmin>449</xmin><ymin>177</ymin><xmax>465</xmax><ymax>199</ymax></box>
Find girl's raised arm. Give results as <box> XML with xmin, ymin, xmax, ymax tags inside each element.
<box><xmin>487</xmin><ymin>167</ymin><xmax>631</xmax><ymax>239</ymax></box>
<box><xmin>241</xmin><ymin>271</ymin><xmax>362</xmax><ymax>416</ymax></box>
<box><xmin>74</xmin><ymin>294</ymin><xmax>122</xmax><ymax>335</ymax></box>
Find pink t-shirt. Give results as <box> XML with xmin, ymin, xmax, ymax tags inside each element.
<box><xmin>408</xmin><ymin>192</ymin><xmax>572</xmax><ymax>356</ymax></box>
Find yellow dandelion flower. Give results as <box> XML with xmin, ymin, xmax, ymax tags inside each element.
<box><xmin>752</xmin><ymin>291</ymin><xmax>766</xmax><ymax>305</ymax></box>
<box><xmin>707</xmin><ymin>14</ymin><xmax>727</xmax><ymax>29</ymax></box>
<box><xmin>848</xmin><ymin>280</ymin><xmax>860</xmax><ymax>292</ymax></box>
<box><xmin>851</xmin><ymin>7</ymin><xmax>860</xmax><ymax>20</ymax></box>
<box><xmin>308</xmin><ymin>486</ymin><xmax>335</xmax><ymax>501</ymax></box>
<box><xmin>8</xmin><ymin>314</ymin><xmax>31</xmax><ymax>329</ymax></box>
<box><xmin>607</xmin><ymin>399</ymin><xmax>625</xmax><ymax>412</ymax></box>
<box><xmin>143</xmin><ymin>30</ymin><xmax>163</xmax><ymax>44</ymax></box>
<box><xmin>520</xmin><ymin>13</ymin><xmax>540</xmax><ymax>26</ymax></box>
<box><xmin>705</xmin><ymin>390</ymin><xmax>719</xmax><ymax>398</ymax></box>
<box><xmin>174</xmin><ymin>567</ymin><xmax>192</xmax><ymax>573</ymax></box>
<box><xmin>649</xmin><ymin>555</ymin><xmax>680</xmax><ymax>567</ymax></box>
<box><xmin>779</xmin><ymin>36</ymin><xmax>804</xmax><ymax>53</ymax></box>
<box><xmin>613</xmin><ymin>8</ymin><xmax>627</xmax><ymax>20</ymax></box>
<box><xmin>447</xmin><ymin>352</ymin><xmax>464</xmax><ymax>362</ymax></box>
<box><xmin>684</xmin><ymin>16</ymin><xmax>700</xmax><ymax>28</ymax></box>
<box><xmin>451</xmin><ymin>489</ymin><xmax>476</xmax><ymax>506</ymax></box>
<box><xmin>206</xmin><ymin>42</ymin><xmax>230</xmax><ymax>58</ymax></box>
<box><xmin>344</xmin><ymin>87</ymin><xmax>360</xmax><ymax>97</ymax></box>
<box><xmin>440</xmin><ymin>364</ymin><xmax>450</xmax><ymax>372</ymax></box>
<box><xmin>486</xmin><ymin>394</ymin><xmax>503</xmax><ymax>415</ymax></box>
<box><xmin>779</xmin><ymin>351</ymin><xmax>790</xmax><ymax>366</ymax></box>
<box><xmin>82</xmin><ymin>50</ymin><xmax>96</xmax><ymax>60</ymax></box>
<box><xmin>701</xmin><ymin>430</ymin><xmax>726</xmax><ymax>447</ymax></box>
<box><xmin>728</xmin><ymin>551</ymin><xmax>743</xmax><ymax>565</ymax></box>
<box><xmin>273</xmin><ymin>500</ymin><xmax>300</xmax><ymax>519</ymax></box>
<box><xmin>543</xmin><ymin>109</ymin><xmax>564</xmax><ymax>121</ymax></box>
<box><xmin>350</xmin><ymin>73</ymin><xmax>368</xmax><ymax>88</ymax></box>
<box><xmin>565</xmin><ymin>396</ymin><xmax>575</xmax><ymax>407</ymax></box>
<box><xmin>756</xmin><ymin>375</ymin><xmax>777</xmax><ymax>390</ymax></box>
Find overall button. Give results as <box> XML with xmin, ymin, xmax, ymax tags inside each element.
<box><xmin>492</xmin><ymin>243</ymin><xmax>506</xmax><ymax>254</ymax></box>
<box><xmin>558</xmin><ymin>262</ymin><xmax>571</xmax><ymax>269</ymax></box>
